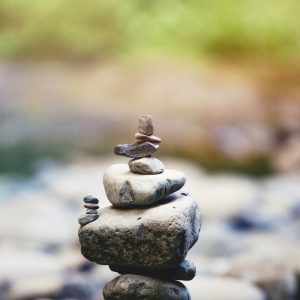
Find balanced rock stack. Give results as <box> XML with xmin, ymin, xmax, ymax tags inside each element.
<box><xmin>78</xmin><ymin>195</ymin><xmax>100</xmax><ymax>226</ymax></box>
<box><xmin>78</xmin><ymin>115</ymin><xmax>202</xmax><ymax>300</ymax></box>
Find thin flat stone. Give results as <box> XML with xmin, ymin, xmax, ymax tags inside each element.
<box><xmin>138</xmin><ymin>115</ymin><xmax>153</xmax><ymax>136</ymax></box>
<box><xmin>103</xmin><ymin>164</ymin><xmax>186</xmax><ymax>207</ymax></box>
<box><xmin>78</xmin><ymin>214</ymin><xmax>99</xmax><ymax>226</ymax></box>
<box><xmin>86</xmin><ymin>208</ymin><xmax>98</xmax><ymax>214</ymax></box>
<box><xmin>110</xmin><ymin>259</ymin><xmax>196</xmax><ymax>281</ymax></box>
<box><xmin>78</xmin><ymin>192</ymin><xmax>201</xmax><ymax>269</ymax></box>
<box><xmin>135</xmin><ymin>132</ymin><xmax>161</xmax><ymax>144</ymax></box>
<box><xmin>83</xmin><ymin>203</ymin><xmax>99</xmax><ymax>209</ymax></box>
<box><xmin>114</xmin><ymin>142</ymin><xmax>158</xmax><ymax>158</ymax></box>
<box><xmin>103</xmin><ymin>274</ymin><xmax>191</xmax><ymax>300</ymax></box>
<box><xmin>83</xmin><ymin>195</ymin><xmax>99</xmax><ymax>204</ymax></box>
<box><xmin>129</xmin><ymin>156</ymin><xmax>164</xmax><ymax>175</ymax></box>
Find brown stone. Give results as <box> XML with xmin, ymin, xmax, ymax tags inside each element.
<box><xmin>114</xmin><ymin>142</ymin><xmax>158</xmax><ymax>158</ymax></box>
<box><xmin>138</xmin><ymin>115</ymin><xmax>153</xmax><ymax>136</ymax></box>
<box><xmin>135</xmin><ymin>132</ymin><xmax>161</xmax><ymax>144</ymax></box>
<box><xmin>84</xmin><ymin>203</ymin><xmax>99</xmax><ymax>209</ymax></box>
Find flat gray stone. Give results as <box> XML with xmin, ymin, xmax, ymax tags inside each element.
<box><xmin>114</xmin><ymin>142</ymin><xmax>159</xmax><ymax>158</ymax></box>
<box><xmin>78</xmin><ymin>192</ymin><xmax>201</xmax><ymax>269</ymax></box>
<box><xmin>78</xmin><ymin>214</ymin><xmax>99</xmax><ymax>226</ymax></box>
<box><xmin>138</xmin><ymin>115</ymin><xmax>153</xmax><ymax>136</ymax></box>
<box><xmin>83</xmin><ymin>195</ymin><xmax>99</xmax><ymax>204</ymax></box>
<box><xmin>129</xmin><ymin>156</ymin><xmax>164</xmax><ymax>175</ymax></box>
<box><xmin>103</xmin><ymin>275</ymin><xmax>191</xmax><ymax>300</ymax></box>
<box><xmin>110</xmin><ymin>259</ymin><xmax>196</xmax><ymax>281</ymax></box>
<box><xmin>103</xmin><ymin>164</ymin><xmax>186</xmax><ymax>207</ymax></box>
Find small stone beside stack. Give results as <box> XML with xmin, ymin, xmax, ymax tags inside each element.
<box><xmin>78</xmin><ymin>115</ymin><xmax>202</xmax><ymax>299</ymax></box>
<box><xmin>78</xmin><ymin>195</ymin><xmax>99</xmax><ymax>226</ymax></box>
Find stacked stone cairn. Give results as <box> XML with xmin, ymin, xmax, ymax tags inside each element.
<box><xmin>78</xmin><ymin>115</ymin><xmax>202</xmax><ymax>299</ymax></box>
<box><xmin>78</xmin><ymin>195</ymin><xmax>100</xmax><ymax>226</ymax></box>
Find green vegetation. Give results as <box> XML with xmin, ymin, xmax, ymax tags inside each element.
<box><xmin>0</xmin><ymin>0</ymin><xmax>300</xmax><ymax>61</ymax></box>
<box><xmin>0</xmin><ymin>142</ymin><xmax>63</xmax><ymax>176</ymax></box>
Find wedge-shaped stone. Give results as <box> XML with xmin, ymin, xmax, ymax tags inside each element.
<box><xmin>78</xmin><ymin>192</ymin><xmax>201</xmax><ymax>269</ymax></box>
<box><xmin>103</xmin><ymin>275</ymin><xmax>191</xmax><ymax>300</ymax></box>
<box><xmin>103</xmin><ymin>164</ymin><xmax>186</xmax><ymax>207</ymax></box>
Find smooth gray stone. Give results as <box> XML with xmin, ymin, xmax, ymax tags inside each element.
<box><xmin>138</xmin><ymin>115</ymin><xmax>153</xmax><ymax>136</ymax></box>
<box><xmin>114</xmin><ymin>142</ymin><xmax>158</xmax><ymax>158</ymax></box>
<box><xmin>83</xmin><ymin>195</ymin><xmax>99</xmax><ymax>204</ymax></box>
<box><xmin>78</xmin><ymin>192</ymin><xmax>201</xmax><ymax>269</ymax></box>
<box><xmin>78</xmin><ymin>213</ymin><xmax>99</xmax><ymax>226</ymax></box>
<box><xmin>129</xmin><ymin>156</ymin><xmax>164</xmax><ymax>175</ymax></box>
<box><xmin>110</xmin><ymin>259</ymin><xmax>196</xmax><ymax>281</ymax></box>
<box><xmin>103</xmin><ymin>164</ymin><xmax>186</xmax><ymax>207</ymax></box>
<box><xmin>103</xmin><ymin>274</ymin><xmax>191</xmax><ymax>300</ymax></box>
<box><xmin>86</xmin><ymin>208</ymin><xmax>98</xmax><ymax>214</ymax></box>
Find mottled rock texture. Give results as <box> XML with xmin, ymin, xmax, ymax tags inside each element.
<box><xmin>129</xmin><ymin>156</ymin><xmax>164</xmax><ymax>175</ymax></box>
<box><xmin>114</xmin><ymin>142</ymin><xmax>158</xmax><ymax>159</ymax></box>
<box><xmin>78</xmin><ymin>192</ymin><xmax>201</xmax><ymax>269</ymax></box>
<box><xmin>103</xmin><ymin>164</ymin><xmax>185</xmax><ymax>207</ymax></box>
<box><xmin>138</xmin><ymin>115</ymin><xmax>153</xmax><ymax>136</ymax></box>
<box><xmin>103</xmin><ymin>274</ymin><xmax>191</xmax><ymax>300</ymax></box>
<box><xmin>110</xmin><ymin>259</ymin><xmax>196</xmax><ymax>281</ymax></box>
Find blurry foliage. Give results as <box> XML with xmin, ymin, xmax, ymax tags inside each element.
<box><xmin>0</xmin><ymin>0</ymin><xmax>299</xmax><ymax>61</ymax></box>
<box><xmin>0</xmin><ymin>142</ymin><xmax>63</xmax><ymax>176</ymax></box>
<box><xmin>168</xmin><ymin>147</ymin><xmax>274</xmax><ymax>177</ymax></box>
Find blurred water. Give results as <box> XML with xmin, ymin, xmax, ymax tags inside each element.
<box><xmin>0</xmin><ymin>156</ymin><xmax>300</xmax><ymax>299</ymax></box>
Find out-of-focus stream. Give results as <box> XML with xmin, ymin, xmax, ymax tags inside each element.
<box><xmin>1</xmin><ymin>156</ymin><xmax>300</xmax><ymax>299</ymax></box>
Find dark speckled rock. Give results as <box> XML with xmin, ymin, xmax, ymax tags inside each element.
<box><xmin>78</xmin><ymin>192</ymin><xmax>201</xmax><ymax>269</ymax></box>
<box><xmin>114</xmin><ymin>142</ymin><xmax>158</xmax><ymax>159</ymax></box>
<box><xmin>103</xmin><ymin>274</ymin><xmax>191</xmax><ymax>300</ymax></box>
<box><xmin>109</xmin><ymin>259</ymin><xmax>196</xmax><ymax>281</ymax></box>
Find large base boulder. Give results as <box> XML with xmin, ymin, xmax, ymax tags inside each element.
<box><xmin>78</xmin><ymin>192</ymin><xmax>201</xmax><ymax>269</ymax></box>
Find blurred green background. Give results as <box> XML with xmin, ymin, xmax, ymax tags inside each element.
<box><xmin>0</xmin><ymin>0</ymin><xmax>300</xmax><ymax>176</ymax></box>
<box><xmin>1</xmin><ymin>2</ymin><xmax>300</xmax><ymax>300</ymax></box>
<box><xmin>1</xmin><ymin>0</ymin><xmax>300</xmax><ymax>61</ymax></box>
